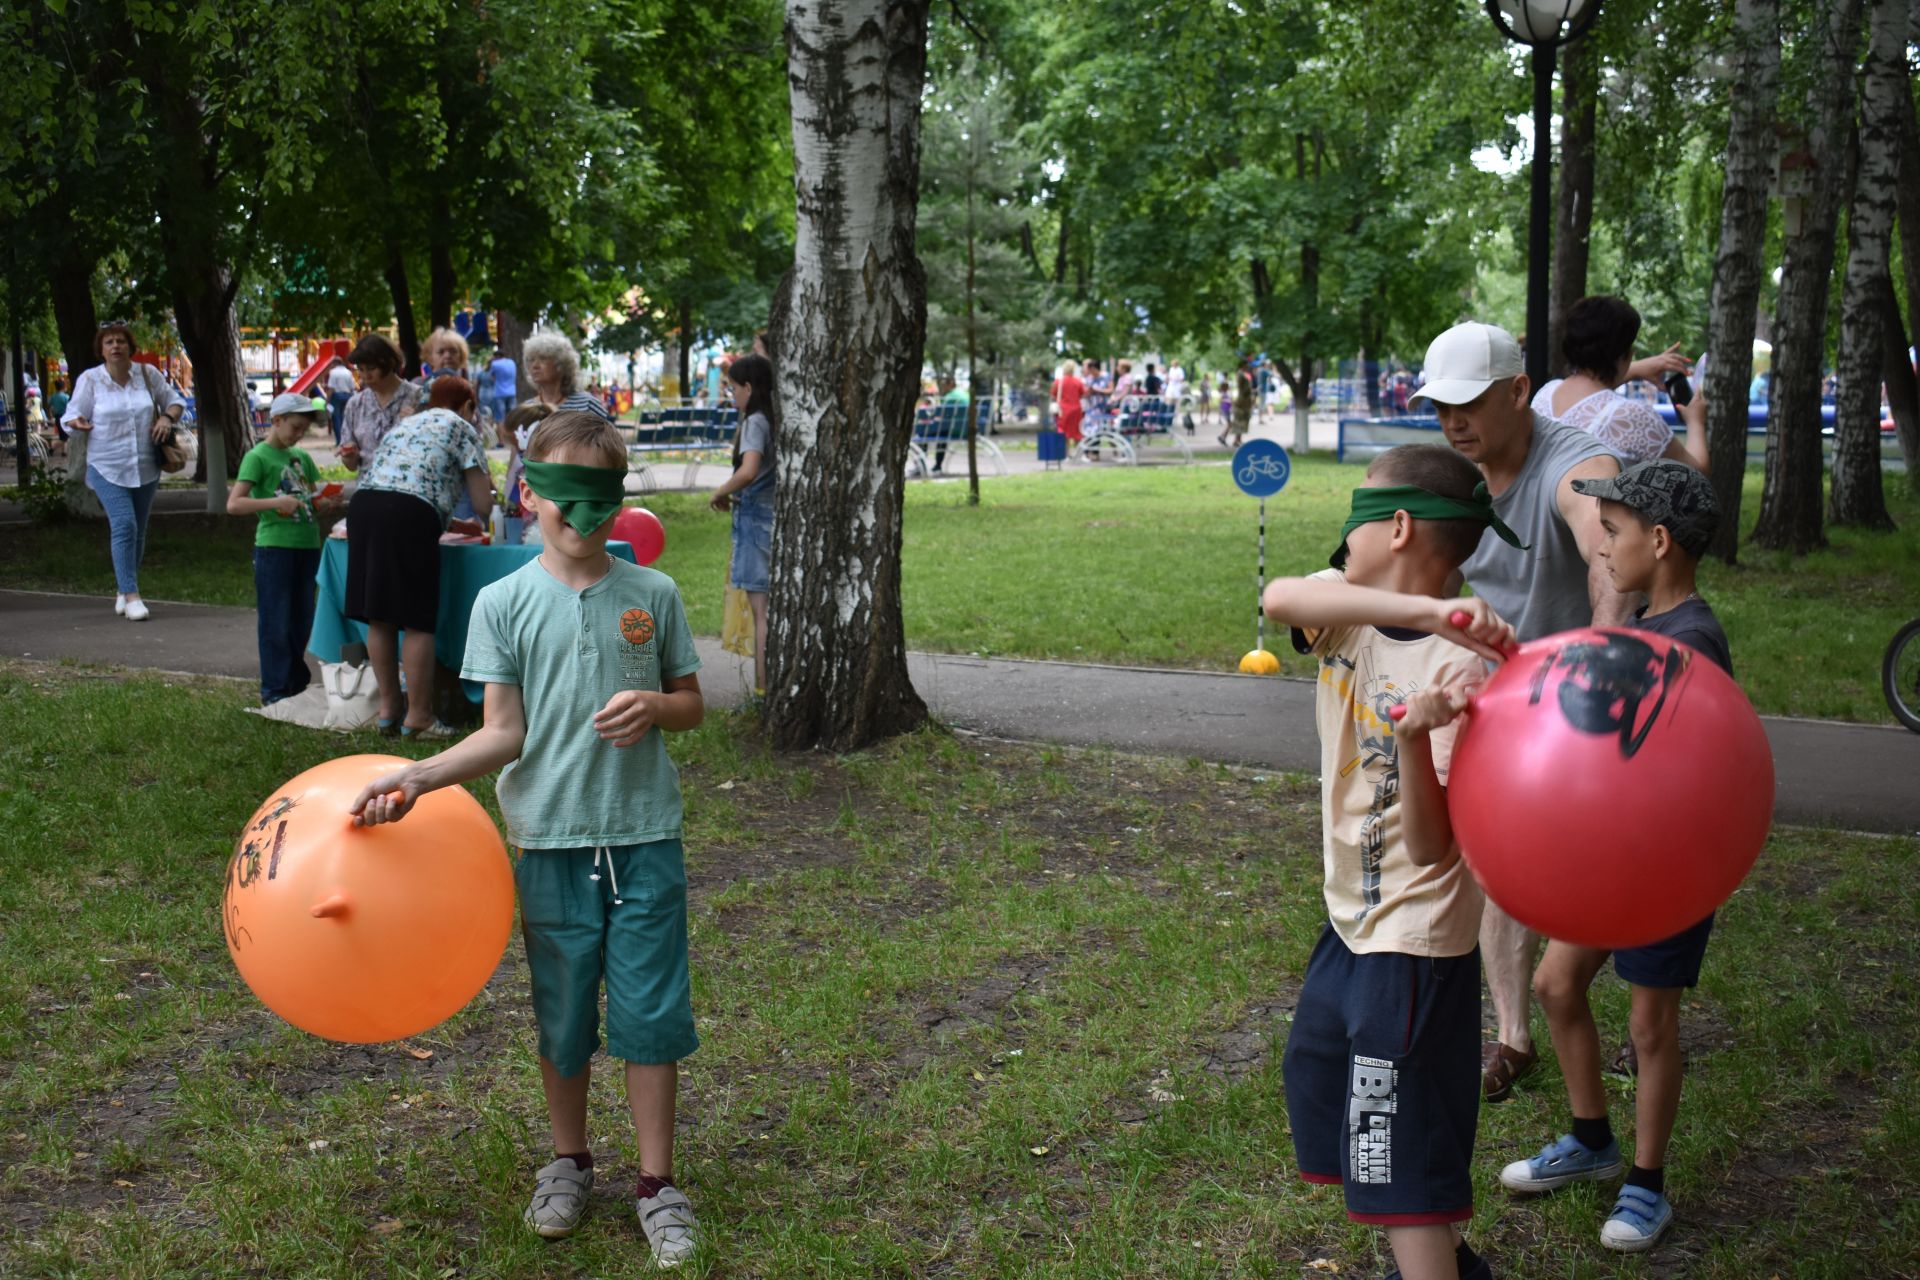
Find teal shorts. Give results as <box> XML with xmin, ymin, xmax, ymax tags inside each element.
<box><xmin>514</xmin><ymin>840</ymin><xmax>699</xmax><ymax>1077</ymax></box>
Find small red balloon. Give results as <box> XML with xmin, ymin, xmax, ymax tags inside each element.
<box><xmin>611</xmin><ymin>506</ymin><xmax>666</xmax><ymax>565</ymax></box>
<box><xmin>1446</xmin><ymin>626</ymin><xmax>1773</xmax><ymax>949</ymax></box>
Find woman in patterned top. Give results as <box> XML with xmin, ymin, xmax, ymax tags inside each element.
<box><xmin>338</xmin><ymin>333</ymin><xmax>423</xmax><ymax>471</ymax></box>
<box><xmin>522</xmin><ymin>330</ymin><xmax>614</xmax><ymax>422</ymax></box>
<box><xmin>1533</xmin><ymin>296</ymin><xmax>1709</xmax><ymax>471</ymax></box>
<box><xmin>342</xmin><ymin>376</ymin><xmax>495</xmax><ymax>740</ymax></box>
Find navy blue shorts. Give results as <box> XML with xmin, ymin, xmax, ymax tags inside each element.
<box><xmin>1281</xmin><ymin>925</ymin><xmax>1481</xmax><ymax>1224</ymax></box>
<box><xmin>1614</xmin><ymin>912</ymin><xmax>1714</xmax><ymax>989</ymax></box>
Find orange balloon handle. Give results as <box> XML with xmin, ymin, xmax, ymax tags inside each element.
<box><xmin>309</xmin><ymin>893</ymin><xmax>352</xmax><ymax>920</ymax></box>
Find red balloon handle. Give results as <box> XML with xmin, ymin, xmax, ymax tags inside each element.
<box><xmin>1389</xmin><ymin>704</ymin><xmax>1407</xmax><ymax>722</ymax></box>
<box><xmin>1449</xmin><ymin>610</ymin><xmax>1473</xmax><ymax>628</ymax></box>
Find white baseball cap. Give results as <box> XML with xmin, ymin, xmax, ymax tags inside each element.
<box><xmin>1409</xmin><ymin>322</ymin><xmax>1525</xmax><ymax>406</ymax></box>
<box><xmin>268</xmin><ymin>391</ymin><xmax>326</xmax><ymax>418</ymax></box>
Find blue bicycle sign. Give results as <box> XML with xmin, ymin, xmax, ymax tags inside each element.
<box><xmin>1232</xmin><ymin>439</ymin><xmax>1291</xmax><ymax>498</ymax></box>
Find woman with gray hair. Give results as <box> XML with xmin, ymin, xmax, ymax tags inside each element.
<box><xmin>521</xmin><ymin>331</ymin><xmax>614</xmax><ymax>422</ymax></box>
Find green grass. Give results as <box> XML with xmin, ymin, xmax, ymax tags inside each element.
<box><xmin>1</xmin><ymin>661</ymin><xmax>1914</xmax><ymax>1277</ymax></box>
<box><xmin>2</xmin><ymin>459</ymin><xmax>1915</xmax><ymax>721</ymax></box>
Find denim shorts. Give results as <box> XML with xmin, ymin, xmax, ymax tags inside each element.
<box><xmin>729</xmin><ymin>495</ymin><xmax>774</xmax><ymax>594</ymax></box>
<box><xmin>514</xmin><ymin>840</ymin><xmax>698</xmax><ymax>1076</ymax></box>
<box><xmin>1614</xmin><ymin>912</ymin><xmax>1715</xmax><ymax>989</ymax></box>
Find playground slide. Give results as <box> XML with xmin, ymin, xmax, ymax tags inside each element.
<box><xmin>287</xmin><ymin>339</ymin><xmax>354</xmax><ymax>397</ymax></box>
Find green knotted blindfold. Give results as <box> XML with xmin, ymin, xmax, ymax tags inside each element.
<box><xmin>1331</xmin><ymin>483</ymin><xmax>1530</xmax><ymax>568</ymax></box>
<box><xmin>521</xmin><ymin>460</ymin><xmax>627</xmax><ymax>537</ymax></box>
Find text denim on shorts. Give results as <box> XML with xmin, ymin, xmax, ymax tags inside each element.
<box><xmin>514</xmin><ymin>839</ymin><xmax>698</xmax><ymax>1076</ymax></box>
<box><xmin>729</xmin><ymin>494</ymin><xmax>774</xmax><ymax>594</ymax></box>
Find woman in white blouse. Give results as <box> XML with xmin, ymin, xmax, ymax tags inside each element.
<box><xmin>60</xmin><ymin>323</ymin><xmax>188</xmax><ymax>621</ymax></box>
<box><xmin>1533</xmin><ymin>295</ymin><xmax>1709</xmax><ymax>471</ymax></box>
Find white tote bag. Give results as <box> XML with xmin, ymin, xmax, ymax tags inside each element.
<box><xmin>320</xmin><ymin>660</ymin><xmax>379</xmax><ymax>731</ymax></box>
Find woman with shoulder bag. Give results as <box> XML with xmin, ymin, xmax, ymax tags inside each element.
<box><xmin>60</xmin><ymin>322</ymin><xmax>188</xmax><ymax>621</ymax></box>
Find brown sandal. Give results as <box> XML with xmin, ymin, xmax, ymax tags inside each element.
<box><xmin>1482</xmin><ymin>1040</ymin><xmax>1538</xmax><ymax>1101</ymax></box>
<box><xmin>1609</xmin><ymin>1040</ymin><xmax>1639</xmax><ymax>1078</ymax></box>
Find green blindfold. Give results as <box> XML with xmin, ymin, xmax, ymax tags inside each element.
<box><xmin>1332</xmin><ymin>483</ymin><xmax>1529</xmax><ymax>568</ymax></box>
<box><xmin>522</xmin><ymin>460</ymin><xmax>627</xmax><ymax>537</ymax></box>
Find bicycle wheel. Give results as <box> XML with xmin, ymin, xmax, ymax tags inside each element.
<box><xmin>1884</xmin><ymin>618</ymin><xmax>1920</xmax><ymax>734</ymax></box>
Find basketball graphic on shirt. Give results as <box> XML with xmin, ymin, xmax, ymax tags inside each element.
<box><xmin>619</xmin><ymin>608</ymin><xmax>656</xmax><ymax>646</ymax></box>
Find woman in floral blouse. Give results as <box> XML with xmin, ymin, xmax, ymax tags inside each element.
<box><xmin>342</xmin><ymin>376</ymin><xmax>494</xmax><ymax>739</ymax></box>
<box><xmin>338</xmin><ymin>334</ymin><xmax>422</xmax><ymax>471</ymax></box>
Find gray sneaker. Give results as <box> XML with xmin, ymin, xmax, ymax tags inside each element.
<box><xmin>636</xmin><ymin>1184</ymin><xmax>699</xmax><ymax>1268</ymax></box>
<box><xmin>524</xmin><ymin>1157</ymin><xmax>594</xmax><ymax>1238</ymax></box>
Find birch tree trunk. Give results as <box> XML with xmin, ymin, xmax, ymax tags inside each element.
<box><xmin>1827</xmin><ymin>0</ymin><xmax>1903</xmax><ymax>528</ymax></box>
<box><xmin>1752</xmin><ymin>0</ymin><xmax>1864</xmax><ymax>554</ymax></box>
<box><xmin>1549</xmin><ymin>36</ymin><xmax>1598</xmax><ymax>381</ymax></box>
<box><xmin>1702</xmin><ymin>0</ymin><xmax>1780</xmax><ymax>560</ymax></box>
<box><xmin>765</xmin><ymin>0</ymin><xmax>931</xmax><ymax>752</ymax></box>
<box><xmin>1889</xmin><ymin>38</ymin><xmax>1920</xmax><ymax>492</ymax></box>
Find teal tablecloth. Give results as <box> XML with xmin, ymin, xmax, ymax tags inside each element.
<box><xmin>310</xmin><ymin>539</ymin><xmax>637</xmax><ymax>699</ymax></box>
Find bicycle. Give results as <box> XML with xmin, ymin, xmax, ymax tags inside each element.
<box><xmin>1886</xmin><ymin>617</ymin><xmax>1920</xmax><ymax>733</ymax></box>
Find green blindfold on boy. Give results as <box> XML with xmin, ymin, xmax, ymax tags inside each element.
<box><xmin>1331</xmin><ymin>483</ymin><xmax>1530</xmax><ymax>569</ymax></box>
<box><xmin>521</xmin><ymin>460</ymin><xmax>627</xmax><ymax>538</ymax></box>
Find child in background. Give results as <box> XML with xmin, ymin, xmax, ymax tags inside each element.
<box><xmin>1263</xmin><ymin>442</ymin><xmax>1528</xmax><ymax>1280</ymax></box>
<box><xmin>351</xmin><ymin>410</ymin><xmax>707</xmax><ymax>1267</ymax></box>
<box><xmin>709</xmin><ymin>354</ymin><xmax>776</xmax><ymax>700</ymax></box>
<box><xmin>1497</xmin><ymin>459</ymin><xmax>1729</xmax><ymax>1253</ymax></box>
<box><xmin>228</xmin><ymin>392</ymin><xmax>340</xmax><ymax>705</ymax></box>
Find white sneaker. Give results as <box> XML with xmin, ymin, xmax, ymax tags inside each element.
<box><xmin>115</xmin><ymin>594</ymin><xmax>127</xmax><ymax>615</ymax></box>
<box><xmin>636</xmin><ymin>1184</ymin><xmax>699</xmax><ymax>1268</ymax></box>
<box><xmin>125</xmin><ymin>599</ymin><xmax>151</xmax><ymax>622</ymax></box>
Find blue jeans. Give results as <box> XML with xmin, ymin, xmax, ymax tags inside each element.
<box><xmin>254</xmin><ymin>546</ymin><xmax>322</xmax><ymax>704</ymax></box>
<box><xmin>86</xmin><ymin>466</ymin><xmax>159</xmax><ymax>595</ymax></box>
<box><xmin>490</xmin><ymin>392</ymin><xmax>515</xmax><ymax>427</ymax></box>
<box><xmin>329</xmin><ymin>391</ymin><xmax>351</xmax><ymax>444</ymax></box>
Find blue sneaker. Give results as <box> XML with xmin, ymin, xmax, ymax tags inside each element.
<box><xmin>1498</xmin><ymin>1133</ymin><xmax>1624</xmax><ymax>1193</ymax></box>
<box><xmin>1600</xmin><ymin>1184</ymin><xmax>1673</xmax><ymax>1251</ymax></box>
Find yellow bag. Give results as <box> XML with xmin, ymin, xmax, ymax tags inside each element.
<box><xmin>721</xmin><ymin>584</ymin><xmax>754</xmax><ymax>657</ymax></box>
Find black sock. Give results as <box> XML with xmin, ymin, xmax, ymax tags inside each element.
<box><xmin>556</xmin><ymin>1150</ymin><xmax>593</xmax><ymax>1170</ymax></box>
<box><xmin>1455</xmin><ymin>1240</ymin><xmax>1483</xmax><ymax>1278</ymax></box>
<box><xmin>1625</xmin><ymin>1164</ymin><xmax>1665</xmax><ymax>1195</ymax></box>
<box><xmin>1572</xmin><ymin>1115</ymin><xmax>1613</xmax><ymax>1152</ymax></box>
<box><xmin>636</xmin><ymin>1172</ymin><xmax>673</xmax><ymax>1200</ymax></box>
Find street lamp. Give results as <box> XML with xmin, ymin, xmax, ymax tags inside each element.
<box><xmin>1485</xmin><ymin>0</ymin><xmax>1603</xmax><ymax>389</ymax></box>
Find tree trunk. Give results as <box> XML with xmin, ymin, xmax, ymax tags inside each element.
<box><xmin>494</xmin><ymin>309</ymin><xmax>532</xmax><ymax>400</ymax></box>
<box><xmin>1891</xmin><ymin>35</ymin><xmax>1920</xmax><ymax>493</ymax></box>
<box><xmin>48</xmin><ymin>246</ymin><xmax>100</xmax><ymax>391</ymax></box>
<box><xmin>172</xmin><ymin>272</ymin><xmax>248</xmax><ymax>511</ymax></box>
<box><xmin>1828</xmin><ymin>0</ymin><xmax>1902</xmax><ymax>529</ymax></box>
<box><xmin>766</xmin><ymin>0</ymin><xmax>931</xmax><ymax>752</ymax></box>
<box><xmin>678</xmin><ymin>296</ymin><xmax>694</xmax><ymax>403</ymax></box>
<box><xmin>1549</xmin><ymin>34</ymin><xmax>1598</xmax><ymax>380</ymax></box>
<box><xmin>1752</xmin><ymin>0</ymin><xmax>1863</xmax><ymax>554</ymax></box>
<box><xmin>1881</xmin><ymin>279</ymin><xmax>1920</xmax><ymax>480</ymax></box>
<box><xmin>384</xmin><ymin>250</ymin><xmax>421</xmax><ymax>376</ymax></box>
<box><xmin>428</xmin><ymin>199</ymin><xmax>456</xmax><ymax>333</ymax></box>
<box><xmin>1702</xmin><ymin>0</ymin><xmax>1780</xmax><ymax>560</ymax></box>
<box><xmin>964</xmin><ymin>156</ymin><xmax>980</xmax><ymax>506</ymax></box>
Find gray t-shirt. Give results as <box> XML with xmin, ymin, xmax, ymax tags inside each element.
<box><xmin>462</xmin><ymin>557</ymin><xmax>702</xmax><ymax>848</ymax></box>
<box><xmin>1460</xmin><ymin>412</ymin><xmax>1618</xmax><ymax>642</ymax></box>
<box><xmin>734</xmin><ymin>411</ymin><xmax>775</xmax><ymax>503</ymax></box>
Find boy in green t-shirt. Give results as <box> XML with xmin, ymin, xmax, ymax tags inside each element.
<box><xmin>349</xmin><ymin>410</ymin><xmax>707</xmax><ymax>1269</ymax></box>
<box><xmin>228</xmin><ymin>393</ymin><xmax>339</xmax><ymax>704</ymax></box>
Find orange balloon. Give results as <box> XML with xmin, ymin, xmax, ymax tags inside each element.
<box><xmin>223</xmin><ymin>754</ymin><xmax>515</xmax><ymax>1043</ymax></box>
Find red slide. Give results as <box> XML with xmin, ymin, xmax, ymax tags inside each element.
<box><xmin>287</xmin><ymin>339</ymin><xmax>354</xmax><ymax>396</ymax></box>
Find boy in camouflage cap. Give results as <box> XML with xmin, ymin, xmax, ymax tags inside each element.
<box><xmin>1496</xmin><ymin>457</ymin><xmax>1730</xmax><ymax>1253</ymax></box>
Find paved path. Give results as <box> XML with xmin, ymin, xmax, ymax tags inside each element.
<box><xmin>4</xmin><ymin>587</ymin><xmax>1915</xmax><ymax>835</ymax></box>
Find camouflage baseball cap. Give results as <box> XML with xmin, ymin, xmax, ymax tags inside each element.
<box><xmin>1571</xmin><ymin>459</ymin><xmax>1719</xmax><ymax>556</ymax></box>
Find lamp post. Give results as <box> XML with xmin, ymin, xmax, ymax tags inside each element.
<box><xmin>1485</xmin><ymin>0</ymin><xmax>1603</xmax><ymax>389</ymax></box>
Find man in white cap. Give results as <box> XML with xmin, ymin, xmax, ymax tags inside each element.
<box><xmin>1410</xmin><ymin>320</ymin><xmax>1633</xmax><ymax>1103</ymax></box>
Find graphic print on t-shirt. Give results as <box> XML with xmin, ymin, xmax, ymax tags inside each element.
<box><xmin>277</xmin><ymin>461</ymin><xmax>316</xmax><ymax>525</ymax></box>
<box><xmin>618</xmin><ymin>606</ymin><xmax>659</xmax><ymax>685</ymax></box>
<box><xmin>1322</xmin><ymin>652</ymin><xmax>1422</xmax><ymax>927</ymax></box>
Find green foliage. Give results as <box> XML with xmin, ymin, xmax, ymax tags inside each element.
<box><xmin>0</xmin><ymin>463</ymin><xmax>75</xmax><ymax>524</ymax></box>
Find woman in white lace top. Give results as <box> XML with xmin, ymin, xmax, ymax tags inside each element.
<box><xmin>1532</xmin><ymin>296</ymin><xmax>1710</xmax><ymax>471</ymax></box>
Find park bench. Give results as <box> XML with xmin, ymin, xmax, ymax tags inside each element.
<box><xmin>906</xmin><ymin>401</ymin><xmax>1006</xmax><ymax>479</ymax></box>
<box><xmin>627</xmin><ymin>403</ymin><xmax>738</xmax><ymax>490</ymax></box>
<box><xmin>1076</xmin><ymin>394</ymin><xmax>1192</xmax><ymax>465</ymax></box>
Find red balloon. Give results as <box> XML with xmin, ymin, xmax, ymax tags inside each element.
<box><xmin>611</xmin><ymin>506</ymin><xmax>666</xmax><ymax>565</ymax></box>
<box><xmin>1446</xmin><ymin>626</ymin><xmax>1773</xmax><ymax>950</ymax></box>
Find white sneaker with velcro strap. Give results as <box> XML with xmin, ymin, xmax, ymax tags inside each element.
<box><xmin>636</xmin><ymin>1184</ymin><xmax>699</xmax><ymax>1268</ymax></box>
<box><xmin>524</xmin><ymin>1157</ymin><xmax>594</xmax><ymax>1239</ymax></box>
